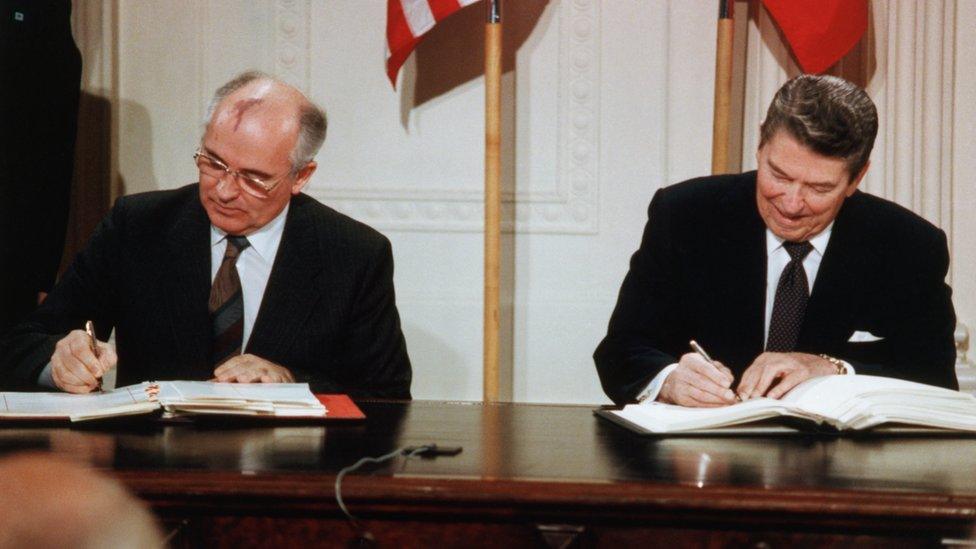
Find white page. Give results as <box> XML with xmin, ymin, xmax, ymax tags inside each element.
<box><xmin>158</xmin><ymin>381</ymin><xmax>316</xmax><ymax>403</ymax></box>
<box><xmin>784</xmin><ymin>375</ymin><xmax>976</xmax><ymax>425</ymax></box>
<box><xmin>156</xmin><ymin>381</ymin><xmax>324</xmax><ymax>413</ymax></box>
<box><xmin>613</xmin><ymin>397</ymin><xmax>807</xmax><ymax>433</ymax></box>
<box><xmin>0</xmin><ymin>384</ymin><xmax>154</xmax><ymax>417</ymax></box>
<box><xmin>216</xmin><ymin>382</ymin><xmax>322</xmax><ymax>406</ymax></box>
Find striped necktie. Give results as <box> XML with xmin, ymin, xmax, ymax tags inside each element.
<box><xmin>210</xmin><ymin>235</ymin><xmax>251</xmax><ymax>367</ymax></box>
<box><xmin>766</xmin><ymin>240</ymin><xmax>814</xmax><ymax>352</ymax></box>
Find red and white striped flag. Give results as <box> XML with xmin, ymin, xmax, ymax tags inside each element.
<box><xmin>386</xmin><ymin>0</ymin><xmax>480</xmax><ymax>88</ymax></box>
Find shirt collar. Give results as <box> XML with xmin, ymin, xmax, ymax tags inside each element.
<box><xmin>766</xmin><ymin>221</ymin><xmax>833</xmax><ymax>257</ymax></box>
<box><xmin>210</xmin><ymin>203</ymin><xmax>290</xmax><ymax>261</ymax></box>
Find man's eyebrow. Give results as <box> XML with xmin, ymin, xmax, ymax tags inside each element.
<box><xmin>767</xmin><ymin>158</ymin><xmax>836</xmax><ymax>187</ymax></box>
<box><xmin>239</xmin><ymin>167</ymin><xmax>274</xmax><ymax>180</ymax></box>
<box><xmin>767</xmin><ymin>158</ymin><xmax>790</xmax><ymax>176</ymax></box>
<box><xmin>202</xmin><ymin>147</ymin><xmax>227</xmax><ymax>165</ymax></box>
<box><xmin>202</xmin><ymin>147</ymin><xmax>274</xmax><ymax>179</ymax></box>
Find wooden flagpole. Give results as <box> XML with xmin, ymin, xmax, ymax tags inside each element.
<box><xmin>483</xmin><ymin>0</ymin><xmax>502</xmax><ymax>402</ymax></box>
<box><xmin>711</xmin><ymin>0</ymin><xmax>735</xmax><ymax>175</ymax></box>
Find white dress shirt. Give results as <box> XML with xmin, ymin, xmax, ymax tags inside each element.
<box><xmin>210</xmin><ymin>204</ymin><xmax>289</xmax><ymax>351</ymax></box>
<box><xmin>635</xmin><ymin>223</ymin><xmax>849</xmax><ymax>403</ymax></box>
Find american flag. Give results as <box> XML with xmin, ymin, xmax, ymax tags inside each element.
<box><xmin>386</xmin><ymin>0</ymin><xmax>480</xmax><ymax>87</ymax></box>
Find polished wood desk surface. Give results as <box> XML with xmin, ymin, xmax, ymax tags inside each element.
<box><xmin>1</xmin><ymin>400</ymin><xmax>975</xmax><ymax>544</ymax></box>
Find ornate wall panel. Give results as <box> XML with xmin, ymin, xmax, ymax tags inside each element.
<box><xmin>274</xmin><ymin>0</ymin><xmax>311</xmax><ymax>92</ymax></box>
<box><xmin>302</xmin><ymin>0</ymin><xmax>601</xmax><ymax>234</ymax></box>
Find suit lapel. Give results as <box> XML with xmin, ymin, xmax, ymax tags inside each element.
<box><xmin>246</xmin><ymin>198</ymin><xmax>324</xmax><ymax>361</ymax></box>
<box><xmin>798</xmin><ymin>194</ymin><xmax>862</xmax><ymax>350</ymax></box>
<box><xmin>164</xmin><ymin>198</ymin><xmax>213</xmax><ymax>376</ymax></box>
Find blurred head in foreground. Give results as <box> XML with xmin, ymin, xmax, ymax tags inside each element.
<box><xmin>0</xmin><ymin>452</ymin><xmax>163</xmax><ymax>549</ymax></box>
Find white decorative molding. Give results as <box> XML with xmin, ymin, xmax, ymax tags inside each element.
<box><xmin>274</xmin><ymin>0</ymin><xmax>311</xmax><ymax>93</ymax></box>
<box><xmin>194</xmin><ymin>2</ymin><xmax>312</xmax><ymax>126</ymax></box>
<box><xmin>306</xmin><ymin>0</ymin><xmax>601</xmax><ymax>234</ymax></box>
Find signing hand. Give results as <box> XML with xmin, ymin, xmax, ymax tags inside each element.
<box><xmin>737</xmin><ymin>352</ymin><xmax>835</xmax><ymax>400</ymax></box>
<box><xmin>657</xmin><ymin>352</ymin><xmax>738</xmax><ymax>407</ymax></box>
<box><xmin>213</xmin><ymin>354</ymin><xmax>295</xmax><ymax>384</ymax></box>
<box><xmin>51</xmin><ymin>330</ymin><xmax>117</xmax><ymax>394</ymax></box>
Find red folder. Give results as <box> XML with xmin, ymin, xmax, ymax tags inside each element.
<box><xmin>316</xmin><ymin>394</ymin><xmax>366</xmax><ymax>420</ymax></box>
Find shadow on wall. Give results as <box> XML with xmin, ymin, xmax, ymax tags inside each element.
<box><xmin>118</xmin><ymin>98</ymin><xmax>159</xmax><ymax>194</ymax></box>
<box><xmin>398</xmin><ymin>0</ymin><xmax>551</xmax><ymax>125</ymax></box>
<box><xmin>61</xmin><ymin>96</ymin><xmax>159</xmax><ymax>272</ymax></box>
<box><xmin>61</xmin><ymin>91</ymin><xmax>113</xmax><ymax>272</ymax></box>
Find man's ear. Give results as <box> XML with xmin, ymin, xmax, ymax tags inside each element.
<box><xmin>290</xmin><ymin>161</ymin><xmax>317</xmax><ymax>195</ymax></box>
<box><xmin>846</xmin><ymin>160</ymin><xmax>870</xmax><ymax>197</ymax></box>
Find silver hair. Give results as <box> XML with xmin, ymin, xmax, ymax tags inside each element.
<box><xmin>205</xmin><ymin>70</ymin><xmax>327</xmax><ymax>174</ymax></box>
<box><xmin>759</xmin><ymin>74</ymin><xmax>878</xmax><ymax>180</ymax></box>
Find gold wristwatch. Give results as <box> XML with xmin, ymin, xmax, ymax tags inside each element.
<box><xmin>819</xmin><ymin>354</ymin><xmax>849</xmax><ymax>375</ymax></box>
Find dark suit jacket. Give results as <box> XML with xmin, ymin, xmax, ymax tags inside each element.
<box><xmin>594</xmin><ymin>172</ymin><xmax>957</xmax><ymax>405</ymax></box>
<box><xmin>0</xmin><ymin>184</ymin><xmax>412</xmax><ymax>397</ymax></box>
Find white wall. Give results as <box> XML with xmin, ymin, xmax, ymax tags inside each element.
<box><xmin>75</xmin><ymin>0</ymin><xmax>974</xmax><ymax>403</ymax></box>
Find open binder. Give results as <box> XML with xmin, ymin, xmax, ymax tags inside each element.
<box><xmin>0</xmin><ymin>381</ymin><xmax>362</xmax><ymax>422</ymax></box>
<box><xmin>597</xmin><ymin>375</ymin><xmax>976</xmax><ymax>436</ymax></box>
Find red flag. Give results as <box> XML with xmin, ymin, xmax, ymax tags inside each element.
<box><xmin>762</xmin><ymin>0</ymin><xmax>869</xmax><ymax>74</ymax></box>
<box><xmin>386</xmin><ymin>0</ymin><xmax>480</xmax><ymax>88</ymax></box>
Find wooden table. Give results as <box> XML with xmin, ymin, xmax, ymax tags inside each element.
<box><xmin>2</xmin><ymin>400</ymin><xmax>976</xmax><ymax>547</ymax></box>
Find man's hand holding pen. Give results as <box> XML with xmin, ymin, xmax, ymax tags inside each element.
<box><xmin>657</xmin><ymin>340</ymin><xmax>842</xmax><ymax>407</ymax></box>
<box><xmin>657</xmin><ymin>341</ymin><xmax>739</xmax><ymax>407</ymax></box>
<box><xmin>50</xmin><ymin>325</ymin><xmax>117</xmax><ymax>394</ymax></box>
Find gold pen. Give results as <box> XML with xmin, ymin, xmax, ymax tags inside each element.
<box><xmin>85</xmin><ymin>320</ymin><xmax>99</xmax><ymax>358</ymax></box>
<box><xmin>85</xmin><ymin>320</ymin><xmax>103</xmax><ymax>391</ymax></box>
<box><xmin>689</xmin><ymin>340</ymin><xmax>741</xmax><ymax>403</ymax></box>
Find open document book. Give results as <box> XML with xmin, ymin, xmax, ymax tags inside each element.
<box><xmin>0</xmin><ymin>381</ymin><xmax>327</xmax><ymax>422</ymax></box>
<box><xmin>598</xmin><ymin>375</ymin><xmax>976</xmax><ymax>435</ymax></box>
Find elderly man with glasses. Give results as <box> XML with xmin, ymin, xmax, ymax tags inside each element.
<box><xmin>0</xmin><ymin>71</ymin><xmax>412</xmax><ymax>397</ymax></box>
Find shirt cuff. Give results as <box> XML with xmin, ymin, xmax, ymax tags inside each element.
<box><xmin>635</xmin><ymin>363</ymin><xmax>679</xmax><ymax>403</ymax></box>
<box><xmin>37</xmin><ymin>363</ymin><xmax>57</xmax><ymax>389</ymax></box>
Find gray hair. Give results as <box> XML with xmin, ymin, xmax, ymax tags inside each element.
<box><xmin>205</xmin><ymin>70</ymin><xmax>327</xmax><ymax>174</ymax></box>
<box><xmin>759</xmin><ymin>74</ymin><xmax>878</xmax><ymax>180</ymax></box>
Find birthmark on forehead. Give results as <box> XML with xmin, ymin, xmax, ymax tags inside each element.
<box><xmin>230</xmin><ymin>98</ymin><xmax>264</xmax><ymax>131</ymax></box>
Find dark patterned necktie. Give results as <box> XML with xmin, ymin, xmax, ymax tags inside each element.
<box><xmin>766</xmin><ymin>240</ymin><xmax>814</xmax><ymax>352</ymax></box>
<box><xmin>210</xmin><ymin>235</ymin><xmax>251</xmax><ymax>367</ymax></box>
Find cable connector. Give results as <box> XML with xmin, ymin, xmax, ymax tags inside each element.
<box><xmin>403</xmin><ymin>444</ymin><xmax>463</xmax><ymax>457</ymax></box>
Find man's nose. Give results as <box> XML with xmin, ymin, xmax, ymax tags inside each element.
<box><xmin>780</xmin><ymin>186</ymin><xmax>805</xmax><ymax>214</ymax></box>
<box><xmin>214</xmin><ymin>173</ymin><xmax>241</xmax><ymax>201</ymax></box>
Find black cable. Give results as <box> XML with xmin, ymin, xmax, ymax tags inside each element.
<box><xmin>334</xmin><ymin>445</ymin><xmax>432</xmax><ymax>541</ymax></box>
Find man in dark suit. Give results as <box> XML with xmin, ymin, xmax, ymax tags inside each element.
<box><xmin>0</xmin><ymin>71</ymin><xmax>412</xmax><ymax>397</ymax></box>
<box><xmin>595</xmin><ymin>74</ymin><xmax>956</xmax><ymax>406</ymax></box>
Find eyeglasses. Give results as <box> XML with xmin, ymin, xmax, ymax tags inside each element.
<box><xmin>193</xmin><ymin>149</ymin><xmax>287</xmax><ymax>199</ymax></box>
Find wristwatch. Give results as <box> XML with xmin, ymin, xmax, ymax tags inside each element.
<box><xmin>819</xmin><ymin>354</ymin><xmax>849</xmax><ymax>375</ymax></box>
